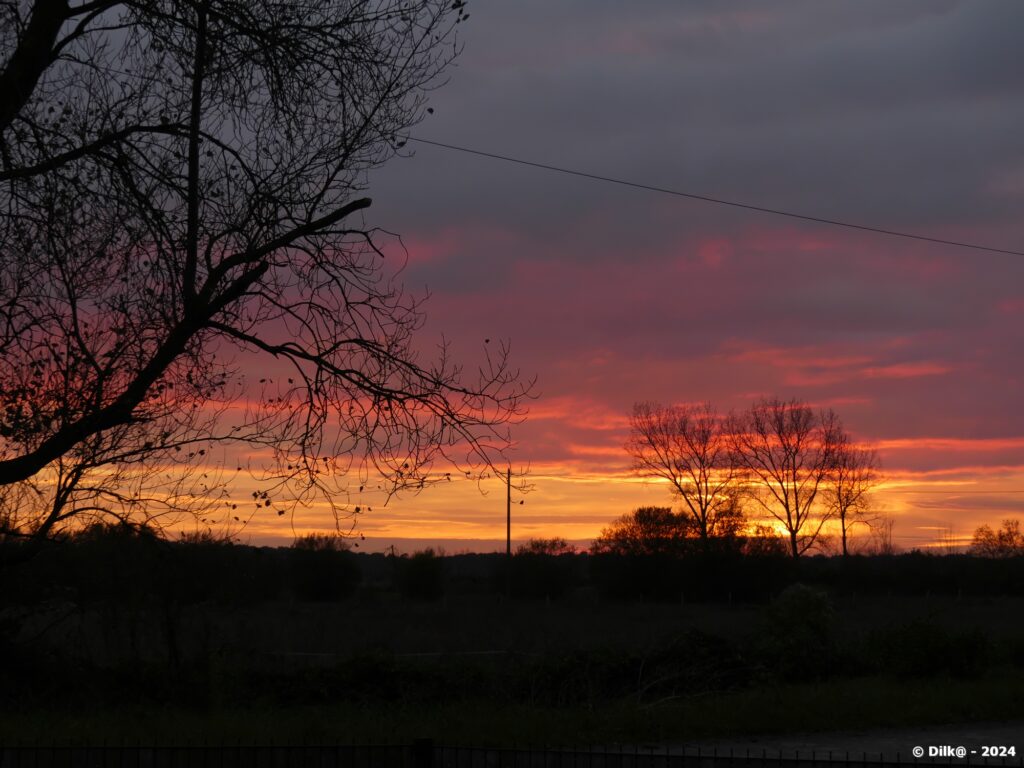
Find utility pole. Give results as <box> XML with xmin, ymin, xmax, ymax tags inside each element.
<box><xmin>506</xmin><ymin>466</ymin><xmax>512</xmax><ymax>598</ymax></box>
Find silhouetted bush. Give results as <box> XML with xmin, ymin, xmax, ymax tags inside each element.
<box><xmin>798</xmin><ymin>553</ymin><xmax>1024</xmax><ymax>597</ymax></box>
<box><xmin>636</xmin><ymin>629</ymin><xmax>752</xmax><ymax>701</ymax></box>
<box><xmin>588</xmin><ymin>553</ymin><xmax>686</xmax><ymax>601</ymax></box>
<box><xmin>510</xmin><ymin>648</ymin><xmax>637</xmax><ymax>706</ymax></box>
<box><xmin>756</xmin><ymin>583</ymin><xmax>837</xmax><ymax>681</ymax></box>
<box><xmin>1001</xmin><ymin>634</ymin><xmax>1024</xmax><ymax>670</ymax></box>
<box><xmin>494</xmin><ymin>551</ymin><xmax>582</xmax><ymax>599</ymax></box>
<box><xmin>287</xmin><ymin>546</ymin><xmax>361</xmax><ymax>602</ymax></box>
<box><xmin>64</xmin><ymin>523</ymin><xmax>168</xmax><ymax>604</ymax></box>
<box><xmin>395</xmin><ymin>549</ymin><xmax>445</xmax><ymax>601</ymax></box>
<box><xmin>864</xmin><ymin>619</ymin><xmax>991</xmax><ymax>678</ymax></box>
<box><xmin>588</xmin><ymin>549</ymin><xmax>795</xmax><ymax>603</ymax></box>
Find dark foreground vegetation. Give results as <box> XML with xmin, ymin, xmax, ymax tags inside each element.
<box><xmin>3</xmin><ymin>528</ymin><xmax>1024</xmax><ymax>743</ymax></box>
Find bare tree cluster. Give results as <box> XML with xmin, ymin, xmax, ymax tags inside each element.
<box><xmin>970</xmin><ymin>519</ymin><xmax>1024</xmax><ymax>558</ymax></box>
<box><xmin>1</xmin><ymin>0</ymin><xmax>530</xmax><ymax>552</ymax></box>
<box><xmin>626</xmin><ymin>403</ymin><xmax>741</xmax><ymax>541</ymax></box>
<box><xmin>626</xmin><ymin>398</ymin><xmax>882</xmax><ymax>558</ymax></box>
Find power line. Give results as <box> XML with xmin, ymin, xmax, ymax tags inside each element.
<box><xmin>407</xmin><ymin>137</ymin><xmax>1024</xmax><ymax>258</ymax></box>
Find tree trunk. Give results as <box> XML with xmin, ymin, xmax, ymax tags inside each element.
<box><xmin>0</xmin><ymin>0</ymin><xmax>69</xmax><ymax>132</ymax></box>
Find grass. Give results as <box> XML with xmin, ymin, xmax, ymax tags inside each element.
<box><xmin>9</xmin><ymin>572</ymin><xmax>1024</xmax><ymax>747</ymax></box>
<box><xmin>5</xmin><ymin>671</ymin><xmax>1024</xmax><ymax>745</ymax></box>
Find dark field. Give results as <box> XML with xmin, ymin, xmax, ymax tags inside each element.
<box><xmin>3</xmin><ymin>537</ymin><xmax>1024</xmax><ymax>745</ymax></box>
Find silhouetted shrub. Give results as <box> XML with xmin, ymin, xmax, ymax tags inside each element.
<box><xmin>588</xmin><ymin>553</ymin><xmax>687</xmax><ymax>601</ymax></box>
<box><xmin>756</xmin><ymin>583</ymin><xmax>837</xmax><ymax>681</ymax></box>
<box><xmin>516</xmin><ymin>537</ymin><xmax>577</xmax><ymax>556</ymax></box>
<box><xmin>1002</xmin><ymin>634</ymin><xmax>1024</xmax><ymax>670</ymax></box>
<box><xmin>287</xmin><ymin>546</ymin><xmax>361</xmax><ymax>602</ymax></box>
<box><xmin>636</xmin><ymin>629</ymin><xmax>752</xmax><ymax>701</ymax></box>
<box><xmin>64</xmin><ymin>522</ymin><xmax>167</xmax><ymax>604</ymax></box>
<box><xmin>395</xmin><ymin>548</ymin><xmax>445</xmax><ymax>601</ymax></box>
<box><xmin>588</xmin><ymin>549</ymin><xmax>794</xmax><ymax>603</ymax></box>
<box><xmin>268</xmin><ymin>648</ymin><xmax>406</xmax><ymax>703</ymax></box>
<box><xmin>797</xmin><ymin>553</ymin><xmax>1024</xmax><ymax>597</ymax></box>
<box><xmin>510</xmin><ymin>648</ymin><xmax>636</xmax><ymax>706</ymax></box>
<box><xmin>865</xmin><ymin>619</ymin><xmax>991</xmax><ymax>678</ymax></box>
<box><xmin>743</xmin><ymin>525</ymin><xmax>789</xmax><ymax>557</ymax></box>
<box><xmin>292</xmin><ymin>533</ymin><xmax>352</xmax><ymax>552</ymax></box>
<box><xmin>591</xmin><ymin>507</ymin><xmax>697</xmax><ymax>557</ymax></box>
<box><xmin>496</xmin><ymin>551</ymin><xmax>581</xmax><ymax>599</ymax></box>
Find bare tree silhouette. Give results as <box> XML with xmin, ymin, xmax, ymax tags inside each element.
<box><xmin>823</xmin><ymin>438</ymin><xmax>881</xmax><ymax>557</ymax></box>
<box><xmin>626</xmin><ymin>402</ymin><xmax>743</xmax><ymax>543</ymax></box>
<box><xmin>0</xmin><ymin>0</ymin><xmax>530</xmax><ymax>550</ymax></box>
<box><xmin>728</xmin><ymin>398</ymin><xmax>843</xmax><ymax>559</ymax></box>
<box><xmin>970</xmin><ymin>519</ymin><xmax>1024</xmax><ymax>557</ymax></box>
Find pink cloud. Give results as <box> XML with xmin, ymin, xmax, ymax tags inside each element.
<box><xmin>689</xmin><ymin>237</ymin><xmax>733</xmax><ymax>269</ymax></box>
<box><xmin>862</xmin><ymin>361</ymin><xmax>951</xmax><ymax>379</ymax></box>
<box><xmin>726</xmin><ymin>341</ymin><xmax>874</xmax><ymax>370</ymax></box>
<box><xmin>878</xmin><ymin>436</ymin><xmax>1024</xmax><ymax>453</ymax></box>
<box><xmin>527</xmin><ymin>395</ymin><xmax>631</xmax><ymax>431</ymax></box>
<box><xmin>565</xmin><ymin>442</ymin><xmax>626</xmax><ymax>458</ymax></box>
<box><xmin>724</xmin><ymin>341</ymin><xmax>949</xmax><ymax>387</ymax></box>
<box><xmin>997</xmin><ymin>297</ymin><xmax>1024</xmax><ymax>315</ymax></box>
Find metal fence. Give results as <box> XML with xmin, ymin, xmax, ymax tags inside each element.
<box><xmin>0</xmin><ymin>741</ymin><xmax>1020</xmax><ymax>768</ymax></box>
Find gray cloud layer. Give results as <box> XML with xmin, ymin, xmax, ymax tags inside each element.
<box><xmin>367</xmin><ymin>1</ymin><xmax>1024</xmax><ymax>452</ymax></box>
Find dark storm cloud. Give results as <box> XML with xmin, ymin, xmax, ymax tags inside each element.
<box><xmin>373</xmin><ymin>0</ymin><xmax>1024</xmax><ymax>232</ymax></box>
<box><xmin>366</xmin><ymin>0</ymin><xmax>1024</xmax><ymax>453</ymax></box>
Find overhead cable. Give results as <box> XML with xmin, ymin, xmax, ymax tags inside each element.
<box><xmin>408</xmin><ymin>137</ymin><xmax>1024</xmax><ymax>258</ymax></box>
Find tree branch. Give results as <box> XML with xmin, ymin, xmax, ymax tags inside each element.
<box><xmin>0</xmin><ymin>0</ymin><xmax>70</xmax><ymax>132</ymax></box>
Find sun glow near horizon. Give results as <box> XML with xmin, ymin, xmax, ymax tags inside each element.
<box><xmin>220</xmin><ymin>449</ymin><xmax>1024</xmax><ymax>552</ymax></box>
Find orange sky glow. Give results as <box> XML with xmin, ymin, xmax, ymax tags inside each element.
<box><xmin>37</xmin><ymin>3</ymin><xmax>1024</xmax><ymax>556</ymax></box>
<box><xmin>186</xmin><ymin>414</ymin><xmax>1024</xmax><ymax>554</ymax></box>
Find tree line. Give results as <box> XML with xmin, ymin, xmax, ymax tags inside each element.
<box><xmin>617</xmin><ymin>397</ymin><xmax>881</xmax><ymax>558</ymax></box>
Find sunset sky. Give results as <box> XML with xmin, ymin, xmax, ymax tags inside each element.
<box><xmin>244</xmin><ymin>1</ymin><xmax>1024</xmax><ymax>552</ymax></box>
